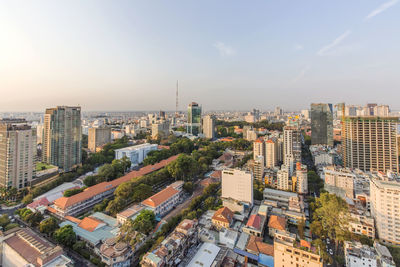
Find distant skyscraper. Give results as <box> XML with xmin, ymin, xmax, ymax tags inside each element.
<box><xmin>202</xmin><ymin>115</ymin><xmax>215</xmax><ymax>139</ymax></box>
<box><xmin>275</xmin><ymin>107</ymin><xmax>283</xmax><ymax>116</ymax></box>
<box><xmin>0</xmin><ymin>119</ymin><xmax>36</xmax><ymax>189</ymax></box>
<box><xmin>187</xmin><ymin>102</ymin><xmax>202</xmax><ymax>135</ymax></box>
<box><xmin>342</xmin><ymin>116</ymin><xmax>399</xmax><ymax>173</ymax></box>
<box><xmin>283</xmin><ymin>126</ymin><xmax>301</xmax><ymax>167</ymax></box>
<box><xmin>151</xmin><ymin>120</ymin><xmax>170</xmax><ymax>139</ymax></box>
<box><xmin>311</xmin><ymin>103</ymin><xmax>333</xmax><ymax>146</ymax></box>
<box><xmin>43</xmin><ymin>106</ymin><xmax>82</xmax><ymax>172</ymax></box>
<box><xmin>88</xmin><ymin>126</ymin><xmax>111</xmax><ymax>152</ymax></box>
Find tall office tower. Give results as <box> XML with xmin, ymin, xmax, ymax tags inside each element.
<box><xmin>0</xmin><ymin>119</ymin><xmax>36</xmax><ymax>189</ymax></box>
<box><xmin>277</xmin><ymin>165</ymin><xmax>290</xmax><ymax>191</ymax></box>
<box><xmin>151</xmin><ymin>120</ymin><xmax>170</xmax><ymax>139</ymax></box>
<box><xmin>295</xmin><ymin>162</ymin><xmax>308</xmax><ymax>194</ymax></box>
<box><xmin>265</xmin><ymin>139</ymin><xmax>278</xmax><ymax>168</ymax></box>
<box><xmin>253</xmin><ymin>138</ymin><xmax>265</xmax><ymax>163</ymax></box>
<box><xmin>370</xmin><ymin>172</ymin><xmax>400</xmax><ymax>245</ymax></box>
<box><xmin>222</xmin><ymin>168</ymin><xmax>253</xmax><ymax>205</ymax></box>
<box><xmin>311</xmin><ymin>103</ymin><xmax>333</xmax><ymax>146</ymax></box>
<box><xmin>275</xmin><ymin>107</ymin><xmax>283</xmax><ymax>116</ymax></box>
<box><xmin>88</xmin><ymin>126</ymin><xmax>111</xmax><ymax>152</ymax></box>
<box><xmin>342</xmin><ymin>116</ymin><xmax>399</xmax><ymax>173</ymax></box>
<box><xmin>187</xmin><ymin>102</ymin><xmax>202</xmax><ymax>135</ymax></box>
<box><xmin>159</xmin><ymin>110</ymin><xmax>166</xmax><ymax>120</ymax></box>
<box><xmin>283</xmin><ymin>126</ymin><xmax>301</xmax><ymax>166</ymax></box>
<box><xmin>374</xmin><ymin>105</ymin><xmax>390</xmax><ymax>117</ymax></box>
<box><xmin>43</xmin><ymin>106</ymin><xmax>82</xmax><ymax>172</ymax></box>
<box><xmin>202</xmin><ymin>115</ymin><xmax>215</xmax><ymax>139</ymax></box>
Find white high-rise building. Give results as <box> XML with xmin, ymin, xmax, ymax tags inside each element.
<box><xmin>253</xmin><ymin>138</ymin><xmax>265</xmax><ymax>163</ymax></box>
<box><xmin>283</xmin><ymin>126</ymin><xmax>301</xmax><ymax>166</ymax></box>
<box><xmin>370</xmin><ymin>172</ymin><xmax>400</xmax><ymax>245</ymax></box>
<box><xmin>277</xmin><ymin>165</ymin><xmax>290</xmax><ymax>191</ymax></box>
<box><xmin>222</xmin><ymin>169</ymin><xmax>253</xmax><ymax>205</ymax></box>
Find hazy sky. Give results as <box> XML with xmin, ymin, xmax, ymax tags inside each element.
<box><xmin>1</xmin><ymin>1</ymin><xmax>399</xmax><ymax>112</ymax></box>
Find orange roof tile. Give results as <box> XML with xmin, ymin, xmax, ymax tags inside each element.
<box><xmin>65</xmin><ymin>216</ymin><xmax>82</xmax><ymax>224</ymax></box>
<box><xmin>78</xmin><ymin>217</ymin><xmax>104</xmax><ymax>232</ymax></box>
<box><xmin>212</xmin><ymin>207</ymin><xmax>234</xmax><ymax>224</ymax></box>
<box><xmin>142</xmin><ymin>186</ymin><xmax>180</xmax><ymax>208</ymax></box>
<box><xmin>246</xmin><ymin>235</ymin><xmax>274</xmax><ymax>256</ymax></box>
<box><xmin>54</xmin><ymin>155</ymin><xmax>179</xmax><ymax>210</ymax></box>
<box><xmin>268</xmin><ymin>215</ymin><xmax>286</xmax><ymax>231</ymax></box>
<box><xmin>47</xmin><ymin>206</ymin><xmax>58</xmax><ymax>214</ymax></box>
<box><xmin>246</xmin><ymin>214</ymin><xmax>261</xmax><ymax>229</ymax></box>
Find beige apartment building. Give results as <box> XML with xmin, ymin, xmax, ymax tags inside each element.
<box><xmin>88</xmin><ymin>126</ymin><xmax>111</xmax><ymax>152</ymax></box>
<box><xmin>323</xmin><ymin>166</ymin><xmax>355</xmax><ymax>198</ymax></box>
<box><xmin>295</xmin><ymin>162</ymin><xmax>308</xmax><ymax>194</ymax></box>
<box><xmin>370</xmin><ymin>173</ymin><xmax>400</xmax><ymax>245</ymax></box>
<box><xmin>0</xmin><ymin>119</ymin><xmax>36</xmax><ymax>190</ymax></box>
<box><xmin>342</xmin><ymin>116</ymin><xmax>399</xmax><ymax>173</ymax></box>
<box><xmin>274</xmin><ymin>232</ymin><xmax>323</xmax><ymax>267</ymax></box>
<box><xmin>265</xmin><ymin>139</ymin><xmax>278</xmax><ymax>168</ymax></box>
<box><xmin>253</xmin><ymin>138</ymin><xmax>265</xmax><ymax>162</ymax></box>
<box><xmin>202</xmin><ymin>114</ymin><xmax>215</xmax><ymax>139</ymax></box>
<box><xmin>222</xmin><ymin>169</ymin><xmax>253</xmax><ymax>208</ymax></box>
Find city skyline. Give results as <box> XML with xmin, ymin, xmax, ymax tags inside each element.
<box><xmin>1</xmin><ymin>1</ymin><xmax>400</xmax><ymax>112</ymax></box>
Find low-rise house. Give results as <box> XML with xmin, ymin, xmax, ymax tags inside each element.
<box><xmin>60</xmin><ymin>212</ymin><xmax>119</xmax><ymax>248</ymax></box>
<box><xmin>141</xmin><ymin>219</ymin><xmax>198</xmax><ymax>267</ymax></box>
<box><xmin>242</xmin><ymin>214</ymin><xmax>266</xmax><ymax>237</ymax></box>
<box><xmin>0</xmin><ymin>227</ymin><xmax>72</xmax><ymax>267</ymax></box>
<box><xmin>116</xmin><ymin>204</ymin><xmax>144</xmax><ymax>225</ymax></box>
<box><xmin>274</xmin><ymin>232</ymin><xmax>323</xmax><ymax>267</ymax></box>
<box><xmin>141</xmin><ymin>185</ymin><xmax>180</xmax><ymax>218</ymax></box>
<box><xmin>212</xmin><ymin>207</ymin><xmax>234</xmax><ymax>230</ymax></box>
<box><xmin>99</xmin><ymin>237</ymin><xmax>133</xmax><ymax>267</ymax></box>
<box><xmin>349</xmin><ymin>212</ymin><xmax>375</xmax><ymax>239</ymax></box>
<box><xmin>245</xmin><ymin>235</ymin><xmax>274</xmax><ymax>267</ymax></box>
<box><xmin>219</xmin><ymin>228</ymin><xmax>239</xmax><ymax>248</ymax></box>
<box><xmin>374</xmin><ymin>242</ymin><xmax>396</xmax><ymax>267</ymax></box>
<box><xmin>268</xmin><ymin>215</ymin><xmax>286</xmax><ymax>237</ymax></box>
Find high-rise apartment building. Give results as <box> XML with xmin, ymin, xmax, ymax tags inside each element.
<box><xmin>42</xmin><ymin>106</ymin><xmax>82</xmax><ymax>172</ymax></box>
<box><xmin>251</xmin><ymin>156</ymin><xmax>264</xmax><ymax>181</ymax></box>
<box><xmin>265</xmin><ymin>139</ymin><xmax>278</xmax><ymax>168</ymax></box>
<box><xmin>283</xmin><ymin>126</ymin><xmax>301</xmax><ymax>166</ymax></box>
<box><xmin>277</xmin><ymin>165</ymin><xmax>290</xmax><ymax>191</ymax></box>
<box><xmin>0</xmin><ymin>119</ymin><xmax>36</xmax><ymax>189</ymax></box>
<box><xmin>295</xmin><ymin>162</ymin><xmax>308</xmax><ymax>194</ymax></box>
<box><xmin>311</xmin><ymin>103</ymin><xmax>333</xmax><ymax>146</ymax></box>
<box><xmin>187</xmin><ymin>102</ymin><xmax>202</xmax><ymax>135</ymax></box>
<box><xmin>342</xmin><ymin>116</ymin><xmax>399</xmax><ymax>173</ymax></box>
<box><xmin>202</xmin><ymin>115</ymin><xmax>215</xmax><ymax>139</ymax></box>
<box><xmin>88</xmin><ymin>126</ymin><xmax>111</xmax><ymax>152</ymax></box>
<box><xmin>253</xmin><ymin>138</ymin><xmax>265</xmax><ymax>162</ymax></box>
<box><xmin>151</xmin><ymin>120</ymin><xmax>170</xmax><ymax>139</ymax></box>
<box><xmin>370</xmin><ymin>172</ymin><xmax>400</xmax><ymax>245</ymax></box>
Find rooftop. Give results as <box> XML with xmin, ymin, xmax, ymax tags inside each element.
<box><xmin>268</xmin><ymin>215</ymin><xmax>286</xmax><ymax>231</ymax></box>
<box><xmin>187</xmin><ymin>242</ymin><xmax>220</xmax><ymax>267</ymax></box>
<box><xmin>142</xmin><ymin>186</ymin><xmax>180</xmax><ymax>208</ymax></box>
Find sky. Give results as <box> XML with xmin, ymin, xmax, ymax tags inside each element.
<box><xmin>0</xmin><ymin>0</ymin><xmax>399</xmax><ymax>112</ymax></box>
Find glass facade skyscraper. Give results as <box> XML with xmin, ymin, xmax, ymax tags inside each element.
<box><xmin>311</xmin><ymin>103</ymin><xmax>333</xmax><ymax>146</ymax></box>
<box><xmin>43</xmin><ymin>106</ymin><xmax>82</xmax><ymax>171</ymax></box>
<box><xmin>187</xmin><ymin>102</ymin><xmax>202</xmax><ymax>135</ymax></box>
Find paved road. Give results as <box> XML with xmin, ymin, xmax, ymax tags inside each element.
<box><xmin>163</xmin><ymin>185</ymin><xmax>203</xmax><ymax>221</ymax></box>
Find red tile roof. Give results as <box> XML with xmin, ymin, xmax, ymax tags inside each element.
<box><xmin>268</xmin><ymin>215</ymin><xmax>286</xmax><ymax>231</ymax></box>
<box><xmin>246</xmin><ymin>214</ymin><xmax>261</xmax><ymax>229</ymax></box>
<box><xmin>212</xmin><ymin>207</ymin><xmax>234</xmax><ymax>224</ymax></box>
<box><xmin>54</xmin><ymin>155</ymin><xmax>179</xmax><ymax>210</ymax></box>
<box><xmin>27</xmin><ymin>197</ymin><xmax>50</xmax><ymax>209</ymax></box>
<box><xmin>246</xmin><ymin>235</ymin><xmax>274</xmax><ymax>256</ymax></box>
<box><xmin>142</xmin><ymin>186</ymin><xmax>179</xmax><ymax>208</ymax></box>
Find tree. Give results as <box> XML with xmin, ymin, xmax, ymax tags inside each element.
<box><xmin>63</xmin><ymin>188</ymin><xmax>84</xmax><ymax>197</ymax></box>
<box><xmin>183</xmin><ymin>182</ymin><xmax>194</xmax><ymax>194</ymax></box>
<box><xmin>0</xmin><ymin>214</ymin><xmax>10</xmax><ymax>228</ymax></box>
<box><xmin>25</xmin><ymin>212</ymin><xmax>44</xmax><ymax>227</ymax></box>
<box><xmin>297</xmin><ymin>218</ymin><xmax>306</xmax><ymax>239</ymax></box>
<box><xmin>54</xmin><ymin>225</ymin><xmax>76</xmax><ymax>247</ymax></box>
<box><xmin>167</xmin><ymin>154</ymin><xmax>199</xmax><ymax>181</ymax></box>
<box><xmin>83</xmin><ymin>175</ymin><xmax>98</xmax><ymax>187</ymax></box>
<box><xmin>40</xmin><ymin>217</ymin><xmax>59</xmax><ymax>235</ymax></box>
<box><xmin>22</xmin><ymin>194</ymin><xmax>33</xmax><ymax>205</ymax></box>
<box><xmin>310</xmin><ymin>193</ymin><xmax>351</xmax><ymax>250</ymax></box>
<box><xmin>132</xmin><ymin>210</ymin><xmax>156</xmax><ymax>234</ymax></box>
<box><xmin>131</xmin><ymin>184</ymin><xmax>153</xmax><ymax>202</ymax></box>
<box><xmin>204</xmin><ymin>196</ymin><xmax>216</xmax><ymax>210</ymax></box>
<box><xmin>308</xmin><ymin>170</ymin><xmax>323</xmax><ymax>194</ymax></box>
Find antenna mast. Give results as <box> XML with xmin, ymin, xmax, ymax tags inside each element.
<box><xmin>175</xmin><ymin>80</ymin><xmax>179</xmax><ymax>118</ymax></box>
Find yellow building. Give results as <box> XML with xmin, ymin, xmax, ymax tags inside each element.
<box><xmin>211</xmin><ymin>207</ymin><xmax>234</xmax><ymax>230</ymax></box>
